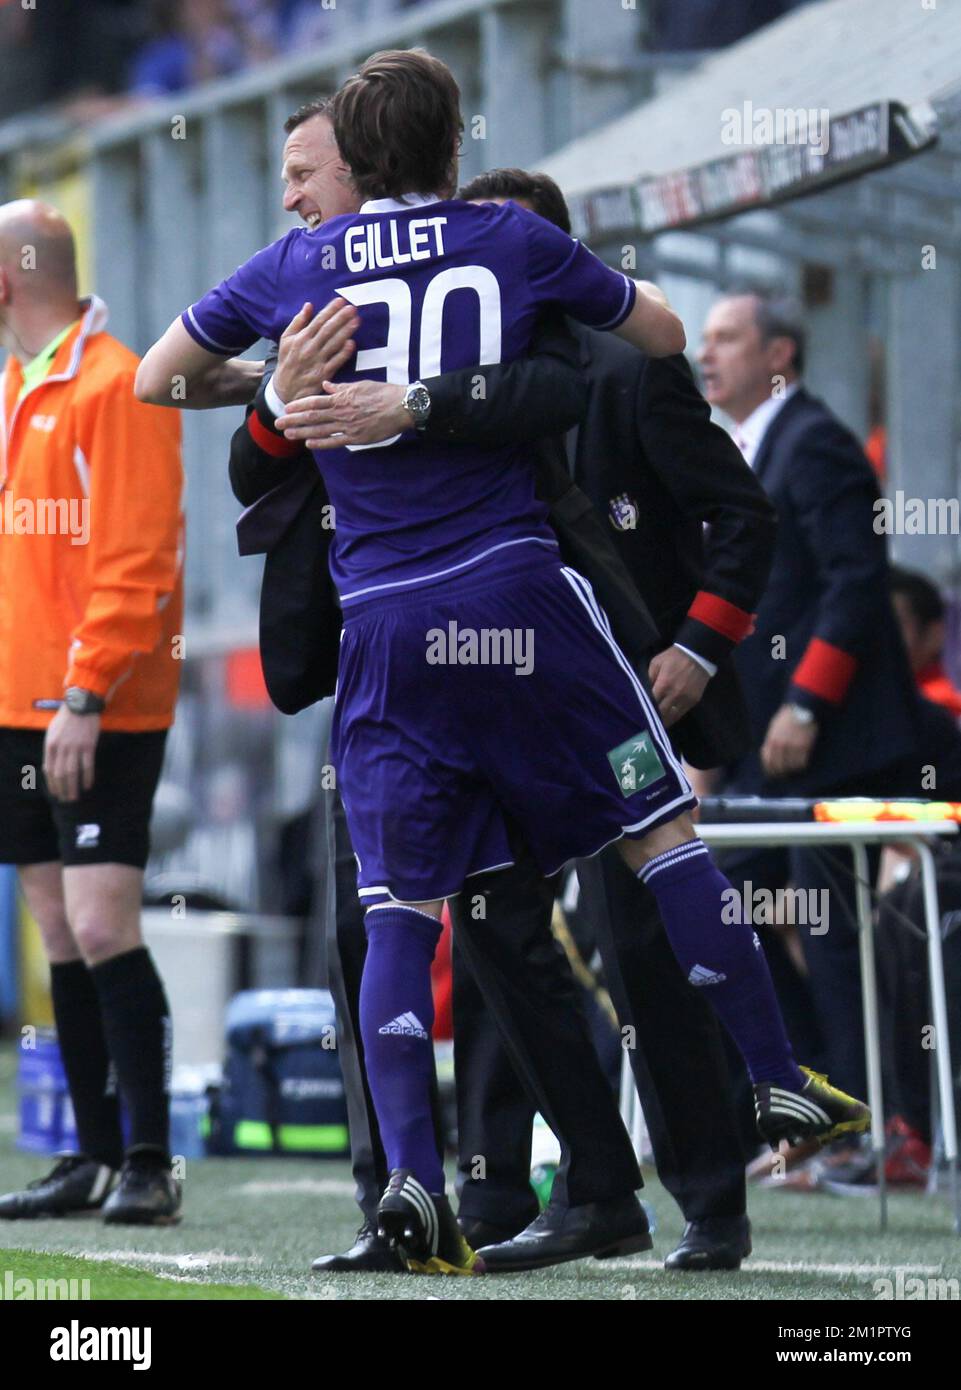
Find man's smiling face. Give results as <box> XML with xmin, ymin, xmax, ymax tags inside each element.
<box><xmin>281</xmin><ymin>113</ymin><xmax>359</xmax><ymax>229</ymax></box>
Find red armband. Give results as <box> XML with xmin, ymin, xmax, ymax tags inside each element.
<box><xmin>247</xmin><ymin>411</ymin><xmax>301</xmax><ymax>459</ymax></box>
<box><xmin>687</xmin><ymin>591</ymin><xmax>755</xmax><ymax>644</ymax></box>
<box><xmin>792</xmin><ymin>638</ymin><xmax>857</xmax><ymax>705</ymax></box>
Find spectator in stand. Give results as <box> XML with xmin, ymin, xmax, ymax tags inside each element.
<box><xmin>129</xmin><ymin>0</ymin><xmax>273</xmax><ymax>98</ymax></box>
<box><xmin>0</xmin><ymin>0</ymin><xmax>145</xmax><ymax>122</ymax></box>
<box><xmin>277</xmin><ymin>0</ymin><xmax>340</xmax><ymax>50</ymax></box>
<box><xmin>890</xmin><ymin>566</ymin><xmax>961</xmax><ymax>721</ymax></box>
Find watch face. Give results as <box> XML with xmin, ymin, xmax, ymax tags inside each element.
<box><xmin>406</xmin><ymin>385</ymin><xmax>430</xmax><ymax>421</ymax></box>
<box><xmin>65</xmin><ymin>687</ymin><xmax>104</xmax><ymax>715</ymax></box>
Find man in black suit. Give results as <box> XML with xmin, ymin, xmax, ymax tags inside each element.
<box><xmin>447</xmin><ymin>169</ymin><xmax>776</xmax><ymax>1270</ymax></box>
<box><xmin>697</xmin><ymin>292</ymin><xmax>921</xmax><ymax>1130</ymax></box>
<box><xmin>277</xmin><ymin>168</ymin><xmax>779</xmax><ymax>1270</ymax></box>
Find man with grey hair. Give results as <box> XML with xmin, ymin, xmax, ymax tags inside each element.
<box><xmin>696</xmin><ymin>290</ymin><xmax>920</xmax><ymax>1186</ymax></box>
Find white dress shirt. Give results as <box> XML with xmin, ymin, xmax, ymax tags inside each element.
<box><xmin>733</xmin><ymin>381</ymin><xmax>799</xmax><ymax>470</ymax></box>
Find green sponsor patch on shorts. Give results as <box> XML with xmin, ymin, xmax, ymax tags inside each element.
<box><xmin>607</xmin><ymin>731</ymin><xmax>667</xmax><ymax>798</ymax></box>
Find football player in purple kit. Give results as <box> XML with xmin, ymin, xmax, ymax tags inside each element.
<box><xmin>138</xmin><ymin>49</ymin><xmax>870</xmax><ymax>1276</ymax></box>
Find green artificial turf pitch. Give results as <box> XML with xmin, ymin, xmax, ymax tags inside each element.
<box><xmin>1</xmin><ymin>1047</ymin><xmax>959</xmax><ymax>1301</ymax></box>
<box><xmin>0</xmin><ymin>1246</ymin><xmax>281</xmax><ymax>1300</ymax></box>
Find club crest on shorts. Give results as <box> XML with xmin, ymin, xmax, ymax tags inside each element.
<box><xmin>608</xmin><ymin>493</ymin><xmax>639</xmax><ymax>531</ymax></box>
<box><xmin>607</xmin><ymin>732</ymin><xmax>666</xmax><ymax>797</ymax></box>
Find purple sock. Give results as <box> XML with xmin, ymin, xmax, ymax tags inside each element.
<box><xmin>359</xmin><ymin>904</ymin><xmax>445</xmax><ymax>1194</ymax></box>
<box><xmin>638</xmin><ymin>841</ymin><xmax>805</xmax><ymax>1091</ymax></box>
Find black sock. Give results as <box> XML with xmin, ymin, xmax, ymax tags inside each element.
<box><xmin>90</xmin><ymin>947</ymin><xmax>172</xmax><ymax>1162</ymax></box>
<box><xmin>49</xmin><ymin>959</ymin><xmax>124</xmax><ymax>1170</ymax></box>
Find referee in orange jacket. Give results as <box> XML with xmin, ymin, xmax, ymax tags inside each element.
<box><xmin>0</xmin><ymin>200</ymin><xmax>185</xmax><ymax>1224</ymax></box>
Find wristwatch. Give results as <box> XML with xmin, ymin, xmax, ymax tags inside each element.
<box><xmin>786</xmin><ymin>702</ymin><xmax>816</xmax><ymax>727</ymax></box>
<box><xmin>402</xmin><ymin>382</ymin><xmax>431</xmax><ymax>429</ymax></box>
<box><xmin>64</xmin><ymin>686</ymin><xmax>106</xmax><ymax>715</ymax></box>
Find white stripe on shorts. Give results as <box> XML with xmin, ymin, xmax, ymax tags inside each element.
<box><xmin>559</xmin><ymin>566</ymin><xmax>693</xmax><ymax>801</ymax></box>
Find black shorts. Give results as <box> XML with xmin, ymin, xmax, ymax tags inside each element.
<box><xmin>0</xmin><ymin>727</ymin><xmax>168</xmax><ymax>869</ymax></box>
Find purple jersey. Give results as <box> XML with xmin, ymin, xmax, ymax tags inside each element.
<box><xmin>184</xmin><ymin>195</ymin><xmax>635</xmax><ymax>605</ymax></box>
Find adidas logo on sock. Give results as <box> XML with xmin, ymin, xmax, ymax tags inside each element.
<box><xmin>687</xmin><ymin>964</ymin><xmax>727</xmax><ymax>987</ymax></box>
<box><xmin>378</xmin><ymin>1012</ymin><xmax>428</xmax><ymax>1040</ymax></box>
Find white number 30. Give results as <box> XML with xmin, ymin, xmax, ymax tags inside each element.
<box><xmin>335</xmin><ymin>265</ymin><xmax>502</xmax><ymax>450</ymax></box>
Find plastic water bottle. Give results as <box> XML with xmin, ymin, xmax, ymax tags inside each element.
<box><xmin>530</xmin><ymin>1162</ymin><xmax>558</xmax><ymax>1210</ymax></box>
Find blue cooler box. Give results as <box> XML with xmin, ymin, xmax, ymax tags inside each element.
<box><xmin>208</xmin><ymin>989</ymin><xmax>349</xmax><ymax>1158</ymax></box>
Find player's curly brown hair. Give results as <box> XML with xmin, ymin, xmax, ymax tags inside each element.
<box><xmin>329</xmin><ymin>49</ymin><xmax>463</xmax><ymax>201</ymax></box>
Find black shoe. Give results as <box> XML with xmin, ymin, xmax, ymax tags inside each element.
<box><xmin>102</xmin><ymin>1147</ymin><xmax>181</xmax><ymax>1226</ymax></box>
<box><xmin>755</xmin><ymin>1066</ymin><xmax>871</xmax><ymax>1150</ymax></box>
<box><xmin>311</xmin><ymin>1220</ymin><xmax>407</xmax><ymax>1273</ymax></box>
<box><xmin>0</xmin><ymin>1155</ymin><xmax>117</xmax><ymax>1220</ymax></box>
<box><xmin>458</xmin><ymin>1215</ymin><xmax>532</xmax><ymax>1249</ymax></box>
<box><xmin>663</xmin><ymin>1215</ymin><xmax>752</xmax><ymax>1271</ymax></box>
<box><xmin>477</xmin><ymin>1194</ymin><xmax>652</xmax><ymax>1273</ymax></box>
<box><xmin>377</xmin><ymin>1170</ymin><xmax>482</xmax><ymax>1275</ymax></box>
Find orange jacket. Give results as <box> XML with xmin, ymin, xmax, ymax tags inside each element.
<box><xmin>0</xmin><ymin>297</ymin><xmax>184</xmax><ymax>731</ymax></box>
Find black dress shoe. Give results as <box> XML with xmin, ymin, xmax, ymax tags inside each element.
<box><xmin>102</xmin><ymin>1147</ymin><xmax>181</xmax><ymax>1226</ymax></box>
<box><xmin>311</xmin><ymin>1221</ymin><xmax>407</xmax><ymax>1273</ymax></box>
<box><xmin>458</xmin><ymin>1215</ymin><xmax>532</xmax><ymax>1250</ymax></box>
<box><xmin>663</xmin><ymin>1215</ymin><xmax>752</xmax><ymax>1271</ymax></box>
<box><xmin>477</xmin><ymin>1194</ymin><xmax>652</xmax><ymax>1272</ymax></box>
<box><xmin>0</xmin><ymin>1155</ymin><xmax>117</xmax><ymax>1219</ymax></box>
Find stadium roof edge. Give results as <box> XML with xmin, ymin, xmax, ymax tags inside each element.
<box><xmin>538</xmin><ymin>0</ymin><xmax>961</xmax><ymax>203</ymax></box>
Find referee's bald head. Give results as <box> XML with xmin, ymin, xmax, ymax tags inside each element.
<box><xmin>0</xmin><ymin>198</ymin><xmax>78</xmax><ymax>307</ymax></box>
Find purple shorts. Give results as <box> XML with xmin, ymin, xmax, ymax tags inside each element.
<box><xmin>331</xmin><ymin>551</ymin><xmax>695</xmax><ymax>904</ymax></box>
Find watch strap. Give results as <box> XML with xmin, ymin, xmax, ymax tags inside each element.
<box><xmin>64</xmin><ymin>686</ymin><xmax>106</xmax><ymax>715</ymax></box>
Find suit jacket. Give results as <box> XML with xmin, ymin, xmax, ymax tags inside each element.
<box><xmin>565</xmin><ymin>324</ymin><xmax>778</xmax><ymax>767</ymax></box>
<box><xmin>234</xmin><ymin>446</ymin><xmax>339</xmax><ymax>714</ymax></box>
<box><xmin>228</xmin><ymin>317</ymin><xmax>661</xmax><ymax>714</ymax></box>
<box><xmin>726</xmin><ymin>387</ymin><xmax>920</xmax><ymax>795</ymax></box>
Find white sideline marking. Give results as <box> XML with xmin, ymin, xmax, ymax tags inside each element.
<box><xmin>77</xmin><ymin>1250</ymin><xmax>260</xmax><ymax>1271</ymax></box>
<box><xmin>231</xmin><ymin>1178</ymin><xmax>356</xmax><ymax>1197</ymax></box>
<box><xmin>612</xmin><ymin>1257</ymin><xmax>946</xmax><ymax>1277</ymax></box>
